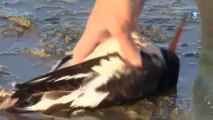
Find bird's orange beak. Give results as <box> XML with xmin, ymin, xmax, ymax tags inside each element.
<box><xmin>168</xmin><ymin>14</ymin><xmax>187</xmax><ymax>52</ymax></box>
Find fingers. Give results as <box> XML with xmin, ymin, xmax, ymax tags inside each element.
<box><xmin>72</xmin><ymin>29</ymin><xmax>109</xmax><ymax>65</ymax></box>
<box><xmin>109</xmin><ymin>22</ymin><xmax>143</xmax><ymax>68</ymax></box>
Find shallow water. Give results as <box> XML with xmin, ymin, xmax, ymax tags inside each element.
<box><xmin>0</xmin><ymin>0</ymin><xmax>200</xmax><ymax>119</ymax></box>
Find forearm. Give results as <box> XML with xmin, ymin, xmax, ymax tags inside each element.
<box><xmin>132</xmin><ymin>0</ymin><xmax>144</xmax><ymax>30</ymax></box>
<box><xmin>96</xmin><ymin>0</ymin><xmax>143</xmax><ymax>30</ymax></box>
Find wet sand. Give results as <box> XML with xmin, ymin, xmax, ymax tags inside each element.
<box><xmin>0</xmin><ymin>0</ymin><xmax>201</xmax><ymax>119</ymax></box>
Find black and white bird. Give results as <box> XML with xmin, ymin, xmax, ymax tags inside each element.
<box><xmin>0</xmin><ymin>15</ymin><xmax>186</xmax><ymax>114</ymax></box>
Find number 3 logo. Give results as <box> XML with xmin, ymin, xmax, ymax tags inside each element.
<box><xmin>191</xmin><ymin>11</ymin><xmax>198</xmax><ymax>19</ymax></box>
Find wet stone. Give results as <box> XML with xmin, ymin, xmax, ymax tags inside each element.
<box><xmin>22</xmin><ymin>48</ymin><xmax>51</xmax><ymax>58</ymax></box>
<box><xmin>188</xmin><ymin>62</ymin><xmax>197</xmax><ymax>66</ymax></box>
<box><xmin>0</xmin><ymin>14</ymin><xmax>35</xmax><ymax>36</ymax></box>
<box><xmin>7</xmin><ymin>16</ymin><xmax>33</xmax><ymax>29</ymax></box>
<box><xmin>62</xmin><ymin>0</ymin><xmax>77</xmax><ymax>4</ymax></box>
<box><xmin>43</xmin><ymin>17</ymin><xmax>60</xmax><ymax>24</ymax></box>
<box><xmin>0</xmin><ymin>65</ymin><xmax>10</xmax><ymax>76</ymax></box>
<box><xmin>179</xmin><ymin>43</ymin><xmax>189</xmax><ymax>47</ymax></box>
<box><xmin>182</xmin><ymin>51</ymin><xmax>199</xmax><ymax>58</ymax></box>
<box><xmin>2</xmin><ymin>0</ymin><xmax>22</xmax><ymax>5</ymax></box>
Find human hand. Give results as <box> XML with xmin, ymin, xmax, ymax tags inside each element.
<box><xmin>72</xmin><ymin>0</ymin><xmax>144</xmax><ymax>68</ymax></box>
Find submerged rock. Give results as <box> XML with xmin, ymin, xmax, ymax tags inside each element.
<box><xmin>182</xmin><ymin>51</ymin><xmax>199</xmax><ymax>58</ymax></box>
<box><xmin>22</xmin><ymin>48</ymin><xmax>51</xmax><ymax>58</ymax></box>
<box><xmin>0</xmin><ymin>65</ymin><xmax>10</xmax><ymax>76</ymax></box>
<box><xmin>0</xmin><ymin>14</ymin><xmax>34</xmax><ymax>35</ymax></box>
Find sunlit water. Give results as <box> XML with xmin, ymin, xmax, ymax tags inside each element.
<box><xmin>0</xmin><ymin>0</ymin><xmax>200</xmax><ymax>119</ymax></box>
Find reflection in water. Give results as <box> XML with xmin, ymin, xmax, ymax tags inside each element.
<box><xmin>193</xmin><ymin>0</ymin><xmax>213</xmax><ymax>120</ymax></box>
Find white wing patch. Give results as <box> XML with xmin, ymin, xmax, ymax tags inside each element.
<box><xmin>24</xmin><ymin>97</ymin><xmax>55</xmax><ymax>111</ymax></box>
<box><xmin>92</xmin><ymin>57</ymin><xmax>130</xmax><ymax>78</ymax></box>
<box><xmin>24</xmin><ymin>76</ymin><xmax>110</xmax><ymax>111</ymax></box>
<box><xmin>69</xmin><ymin>76</ymin><xmax>110</xmax><ymax>108</ymax></box>
<box><xmin>85</xmin><ymin>37</ymin><xmax>120</xmax><ymax>61</ymax></box>
<box><xmin>24</xmin><ymin>56</ymin><xmax>130</xmax><ymax>111</ymax></box>
<box><xmin>51</xmin><ymin>58</ymin><xmax>72</xmax><ymax>71</ymax></box>
<box><xmin>54</xmin><ymin>73</ymin><xmax>93</xmax><ymax>82</ymax></box>
<box><xmin>30</xmin><ymin>77</ymin><xmax>50</xmax><ymax>84</ymax></box>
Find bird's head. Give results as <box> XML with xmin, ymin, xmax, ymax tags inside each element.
<box><xmin>156</xmin><ymin>14</ymin><xmax>186</xmax><ymax>92</ymax></box>
<box><xmin>133</xmin><ymin>14</ymin><xmax>186</xmax><ymax>92</ymax></box>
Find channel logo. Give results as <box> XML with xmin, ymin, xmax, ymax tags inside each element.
<box><xmin>190</xmin><ymin>11</ymin><xmax>199</xmax><ymax>20</ymax></box>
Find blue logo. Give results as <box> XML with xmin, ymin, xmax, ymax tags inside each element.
<box><xmin>190</xmin><ymin>11</ymin><xmax>198</xmax><ymax>20</ymax></box>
